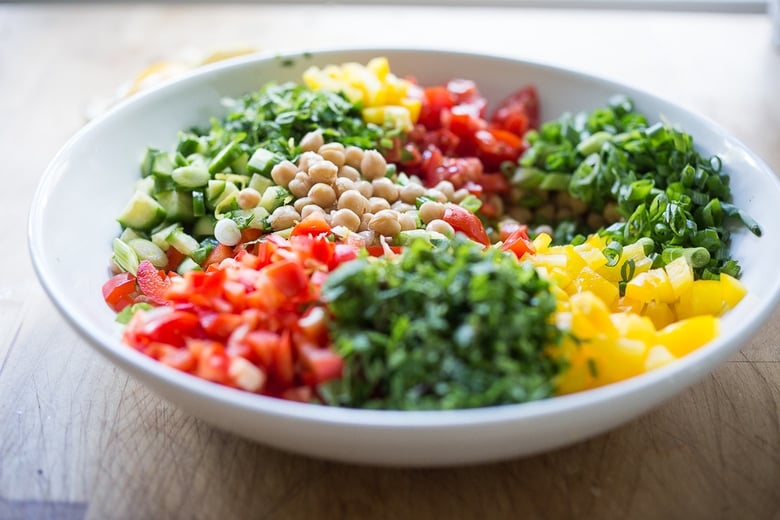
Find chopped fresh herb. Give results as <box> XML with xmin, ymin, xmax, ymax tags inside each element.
<box><xmin>319</xmin><ymin>237</ymin><xmax>564</xmax><ymax>410</ymax></box>
<box><xmin>516</xmin><ymin>96</ymin><xmax>760</xmax><ymax>278</ymax></box>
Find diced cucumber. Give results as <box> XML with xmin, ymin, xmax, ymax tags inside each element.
<box><xmin>207</xmin><ymin>181</ymin><xmax>239</xmax><ymax>211</ymax></box>
<box><xmin>231</xmin><ymin>152</ymin><xmax>249</xmax><ymax>175</ymax></box>
<box><xmin>134</xmin><ymin>176</ymin><xmax>155</xmax><ymax>196</ymax></box>
<box><xmin>128</xmin><ymin>238</ymin><xmax>168</xmax><ymax>268</ymax></box>
<box><xmin>247</xmin><ymin>206</ymin><xmax>270</xmax><ymax>230</ymax></box>
<box><xmin>112</xmin><ymin>238</ymin><xmax>140</xmax><ymax>275</ymax></box>
<box><xmin>205</xmin><ymin>179</ymin><xmax>226</xmax><ymax>205</ymax></box>
<box><xmin>174</xmin><ymin>152</ymin><xmax>188</xmax><ymax>168</ymax></box>
<box><xmin>209</xmin><ymin>141</ymin><xmax>241</xmax><ymax>174</ymax></box>
<box><xmin>140</xmin><ymin>147</ymin><xmax>158</xmax><ymax>177</ymax></box>
<box><xmin>177</xmin><ymin>133</ymin><xmax>202</xmax><ymax>157</ymax></box>
<box><xmin>151</xmin><ymin>223</ymin><xmax>179</xmax><ymax>251</ymax></box>
<box><xmin>117</xmin><ymin>191</ymin><xmax>167</xmax><ymax>231</ymax></box>
<box><xmin>249</xmin><ymin>173</ymin><xmax>273</xmax><ymax>195</ymax></box>
<box><xmin>192</xmin><ymin>215</ymin><xmax>217</xmax><ymax>237</ymax></box>
<box><xmin>259</xmin><ymin>185</ymin><xmax>292</xmax><ymax>213</ymax></box>
<box><xmin>119</xmin><ymin>228</ymin><xmax>143</xmax><ymax>242</ymax></box>
<box><xmin>151</xmin><ymin>151</ymin><xmax>175</xmax><ymax>177</ymax></box>
<box><xmin>191</xmin><ymin>237</ymin><xmax>217</xmax><ymax>264</ymax></box>
<box><xmin>247</xmin><ymin>148</ymin><xmax>282</xmax><ymax>177</ymax></box>
<box><xmin>167</xmin><ymin>228</ymin><xmax>200</xmax><ymax>256</ymax></box>
<box><xmin>172</xmin><ymin>165</ymin><xmax>210</xmax><ymax>188</ymax></box>
<box><xmin>192</xmin><ymin>190</ymin><xmax>206</xmax><ymax>217</ymax></box>
<box><xmin>176</xmin><ymin>257</ymin><xmax>202</xmax><ymax>275</ymax></box>
<box><xmin>156</xmin><ymin>190</ymin><xmax>194</xmax><ymax>223</ymax></box>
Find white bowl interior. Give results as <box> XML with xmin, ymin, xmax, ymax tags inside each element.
<box><xmin>29</xmin><ymin>48</ymin><xmax>780</xmax><ymax>466</ymax></box>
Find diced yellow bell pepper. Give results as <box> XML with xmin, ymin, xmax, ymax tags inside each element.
<box><xmin>574</xmin><ymin>242</ymin><xmax>609</xmax><ymax>271</ymax></box>
<box><xmin>570</xmin><ymin>292</ymin><xmax>617</xmax><ymax>339</ymax></box>
<box><xmin>362</xmin><ymin>106</ymin><xmax>413</xmax><ymax>131</ymax></box>
<box><xmin>400</xmin><ymin>97</ymin><xmax>421</xmax><ymax>124</ymax></box>
<box><xmin>644</xmin><ymin>345</ymin><xmax>677</xmax><ymax>371</ymax></box>
<box><xmin>655</xmin><ymin>315</ymin><xmax>719</xmax><ymax>357</ymax></box>
<box><xmin>366</xmin><ymin>56</ymin><xmax>390</xmax><ymax>80</ymax></box>
<box><xmin>613</xmin><ymin>296</ymin><xmax>644</xmax><ymax>314</ymax></box>
<box><xmin>625</xmin><ymin>268</ymin><xmax>675</xmax><ymax>303</ymax></box>
<box><xmin>568</xmin><ymin>266</ymin><xmax>619</xmax><ymax>308</ymax></box>
<box><xmin>690</xmin><ymin>280</ymin><xmax>725</xmax><ymax>316</ymax></box>
<box><xmin>664</xmin><ymin>256</ymin><xmax>694</xmax><ymax>299</ymax></box>
<box><xmin>643</xmin><ymin>300</ymin><xmax>676</xmax><ymax>329</ymax></box>
<box><xmin>596</xmin><ymin>337</ymin><xmax>647</xmax><ymax>384</ymax></box>
<box><xmin>720</xmin><ymin>273</ymin><xmax>747</xmax><ymax>310</ymax></box>
<box><xmin>532</xmin><ymin>232</ymin><xmax>553</xmax><ymax>253</ymax></box>
<box><xmin>611</xmin><ymin>312</ymin><xmax>657</xmax><ymax>345</ymax></box>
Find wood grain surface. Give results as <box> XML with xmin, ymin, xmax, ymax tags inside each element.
<box><xmin>1</xmin><ymin>4</ymin><xmax>779</xmax><ymax>519</ymax></box>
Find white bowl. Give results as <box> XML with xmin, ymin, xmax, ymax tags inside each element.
<box><xmin>29</xmin><ymin>48</ymin><xmax>780</xmax><ymax>467</ymax></box>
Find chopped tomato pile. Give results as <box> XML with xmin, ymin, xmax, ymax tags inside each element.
<box><xmin>386</xmin><ymin>81</ymin><xmax>538</xmax><ymax>203</ymax></box>
<box><xmin>106</xmin><ymin>221</ymin><xmax>359</xmax><ymax>401</ymax></box>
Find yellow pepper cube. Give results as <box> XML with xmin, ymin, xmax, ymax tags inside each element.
<box><xmin>400</xmin><ymin>97</ymin><xmax>421</xmax><ymax>124</ymax></box>
<box><xmin>643</xmin><ymin>300</ymin><xmax>676</xmax><ymax>329</ymax></box>
<box><xmin>366</xmin><ymin>56</ymin><xmax>390</xmax><ymax>80</ymax></box>
<box><xmin>664</xmin><ymin>256</ymin><xmax>694</xmax><ymax>299</ymax></box>
<box><xmin>569</xmin><ymin>266</ymin><xmax>619</xmax><ymax>308</ymax></box>
<box><xmin>596</xmin><ymin>337</ymin><xmax>647</xmax><ymax>384</ymax></box>
<box><xmin>655</xmin><ymin>315</ymin><xmax>719</xmax><ymax>357</ymax></box>
<box><xmin>720</xmin><ymin>273</ymin><xmax>747</xmax><ymax>310</ymax></box>
<box><xmin>611</xmin><ymin>312</ymin><xmax>657</xmax><ymax>345</ymax></box>
<box><xmin>532</xmin><ymin>232</ymin><xmax>553</xmax><ymax>253</ymax></box>
<box><xmin>613</xmin><ymin>296</ymin><xmax>644</xmax><ymax>314</ymax></box>
<box><xmin>625</xmin><ymin>268</ymin><xmax>675</xmax><ymax>303</ymax></box>
<box><xmin>644</xmin><ymin>345</ymin><xmax>677</xmax><ymax>372</ymax></box>
<box><xmin>575</xmin><ymin>243</ymin><xmax>609</xmax><ymax>271</ymax></box>
<box><xmin>690</xmin><ymin>280</ymin><xmax>725</xmax><ymax>316</ymax></box>
<box><xmin>570</xmin><ymin>291</ymin><xmax>618</xmax><ymax>339</ymax></box>
<box><xmin>362</xmin><ymin>106</ymin><xmax>413</xmax><ymax>131</ymax></box>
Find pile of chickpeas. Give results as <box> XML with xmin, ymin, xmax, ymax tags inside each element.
<box><xmin>230</xmin><ymin>130</ymin><xmax>473</xmax><ymax>246</ymax></box>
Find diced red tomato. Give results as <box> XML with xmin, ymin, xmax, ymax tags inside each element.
<box><xmin>291</xmin><ymin>214</ymin><xmax>331</xmax><ymax>237</ymax></box>
<box><xmin>102</xmin><ymin>272</ymin><xmax>137</xmax><ymax>312</ymax></box>
<box><xmin>442</xmin><ymin>204</ymin><xmax>490</xmax><ymax>246</ymax></box>
<box><xmin>491</xmin><ymin>85</ymin><xmax>540</xmax><ymax>135</ymax></box>
<box><xmin>193</xmin><ymin>340</ymin><xmax>230</xmax><ymax>384</ymax></box>
<box><xmin>263</xmin><ymin>259</ymin><xmax>309</xmax><ymax>298</ymax></box>
<box><xmin>502</xmin><ymin>224</ymin><xmax>536</xmax><ymax>259</ymax></box>
<box><xmin>299</xmin><ymin>344</ymin><xmax>343</xmax><ymax>385</ymax></box>
<box><xmin>417</xmin><ymin>86</ymin><xmax>455</xmax><ymax>129</ymax></box>
<box><xmin>203</xmin><ymin>244</ymin><xmax>234</xmax><ymax>269</ymax></box>
<box><xmin>474</xmin><ymin>128</ymin><xmax>524</xmax><ymax>171</ymax></box>
<box><xmin>136</xmin><ymin>260</ymin><xmax>172</xmax><ymax>305</ymax></box>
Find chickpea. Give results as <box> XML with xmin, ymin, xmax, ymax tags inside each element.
<box><xmin>570</xmin><ymin>196</ymin><xmax>589</xmax><ymax>216</ymax></box>
<box><xmin>337</xmin><ymin>190</ymin><xmax>369</xmax><ymax>216</ymax></box>
<box><xmin>301</xmin><ymin>205</ymin><xmax>326</xmax><ymax>221</ymax></box>
<box><xmin>556</xmin><ymin>207</ymin><xmax>574</xmax><ymax>221</ymax></box>
<box><xmin>360</xmin><ymin>149</ymin><xmax>388</xmax><ymax>180</ymax></box>
<box><xmin>318</xmin><ymin>142</ymin><xmax>346</xmax><ymax>168</ymax></box>
<box><xmin>451</xmin><ymin>188</ymin><xmax>470</xmax><ymax>204</ymax></box>
<box><xmin>400</xmin><ymin>182</ymin><xmax>426</xmax><ymax>204</ymax></box>
<box><xmin>603</xmin><ymin>201</ymin><xmax>621</xmax><ymax>224</ymax></box>
<box><xmin>425</xmin><ymin>188</ymin><xmax>448</xmax><ymax>204</ymax></box>
<box><xmin>293</xmin><ymin>196</ymin><xmax>313</xmax><ymax>213</ymax></box>
<box><xmin>391</xmin><ymin>201</ymin><xmax>415</xmax><ymax>213</ymax></box>
<box><xmin>369</xmin><ymin>210</ymin><xmax>402</xmax><ymax>237</ymax></box>
<box><xmin>359</xmin><ymin>212</ymin><xmax>374</xmax><ymax>232</ymax></box>
<box><xmin>330</xmin><ymin>208</ymin><xmax>361</xmax><ymax>232</ymax></box>
<box><xmin>237</xmin><ymin>187</ymin><xmax>261</xmax><ymax>209</ymax></box>
<box><xmin>371</xmin><ymin>178</ymin><xmax>399</xmax><ymax>203</ymax></box>
<box><xmin>268</xmin><ymin>206</ymin><xmax>301</xmax><ymax>231</ymax></box>
<box><xmin>308</xmin><ymin>183</ymin><xmax>337</xmax><ymax>208</ymax></box>
<box><xmin>536</xmin><ymin>203</ymin><xmax>556</xmax><ymax>222</ymax></box>
<box><xmin>288</xmin><ymin>172</ymin><xmax>313</xmax><ymax>198</ymax></box>
<box><xmin>554</xmin><ymin>191</ymin><xmax>573</xmax><ymax>209</ymax></box>
<box><xmin>338</xmin><ymin>165</ymin><xmax>361</xmax><ymax>182</ymax></box>
<box><xmin>535</xmin><ymin>224</ymin><xmax>554</xmax><ymax>236</ymax></box>
<box><xmin>398</xmin><ymin>212</ymin><xmax>418</xmax><ymax>231</ymax></box>
<box><xmin>368</xmin><ymin>196</ymin><xmax>391</xmax><ymax>214</ymax></box>
<box><xmin>419</xmin><ymin>200</ymin><xmax>446</xmax><ymax>224</ymax></box>
<box><xmin>270</xmin><ymin>160</ymin><xmax>297</xmax><ymax>188</ymax></box>
<box><xmin>587</xmin><ymin>212</ymin><xmax>606</xmax><ymax>230</ymax></box>
<box><xmin>357</xmin><ymin>230</ymin><xmax>376</xmax><ymax>245</ymax></box>
<box><xmin>308</xmin><ymin>159</ymin><xmax>338</xmax><ymax>185</ymax></box>
<box><xmin>299</xmin><ymin>130</ymin><xmax>324</xmax><ymax>152</ymax></box>
<box><xmin>509</xmin><ymin>206</ymin><xmax>532</xmax><ymax>223</ymax></box>
<box><xmin>354</xmin><ymin>180</ymin><xmax>373</xmax><ymax>199</ymax></box>
<box><xmin>334</xmin><ymin>177</ymin><xmax>356</xmax><ymax>197</ymax></box>
<box><xmin>344</xmin><ymin>146</ymin><xmax>364</xmax><ymax>169</ymax></box>
<box><xmin>426</xmin><ymin>219</ymin><xmax>455</xmax><ymax>238</ymax></box>
<box><xmin>297</xmin><ymin>151</ymin><xmax>322</xmax><ymax>172</ymax></box>
<box><xmin>434</xmin><ymin>180</ymin><xmax>455</xmax><ymax>201</ymax></box>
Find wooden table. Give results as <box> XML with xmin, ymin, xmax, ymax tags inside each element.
<box><xmin>2</xmin><ymin>4</ymin><xmax>779</xmax><ymax>519</ymax></box>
